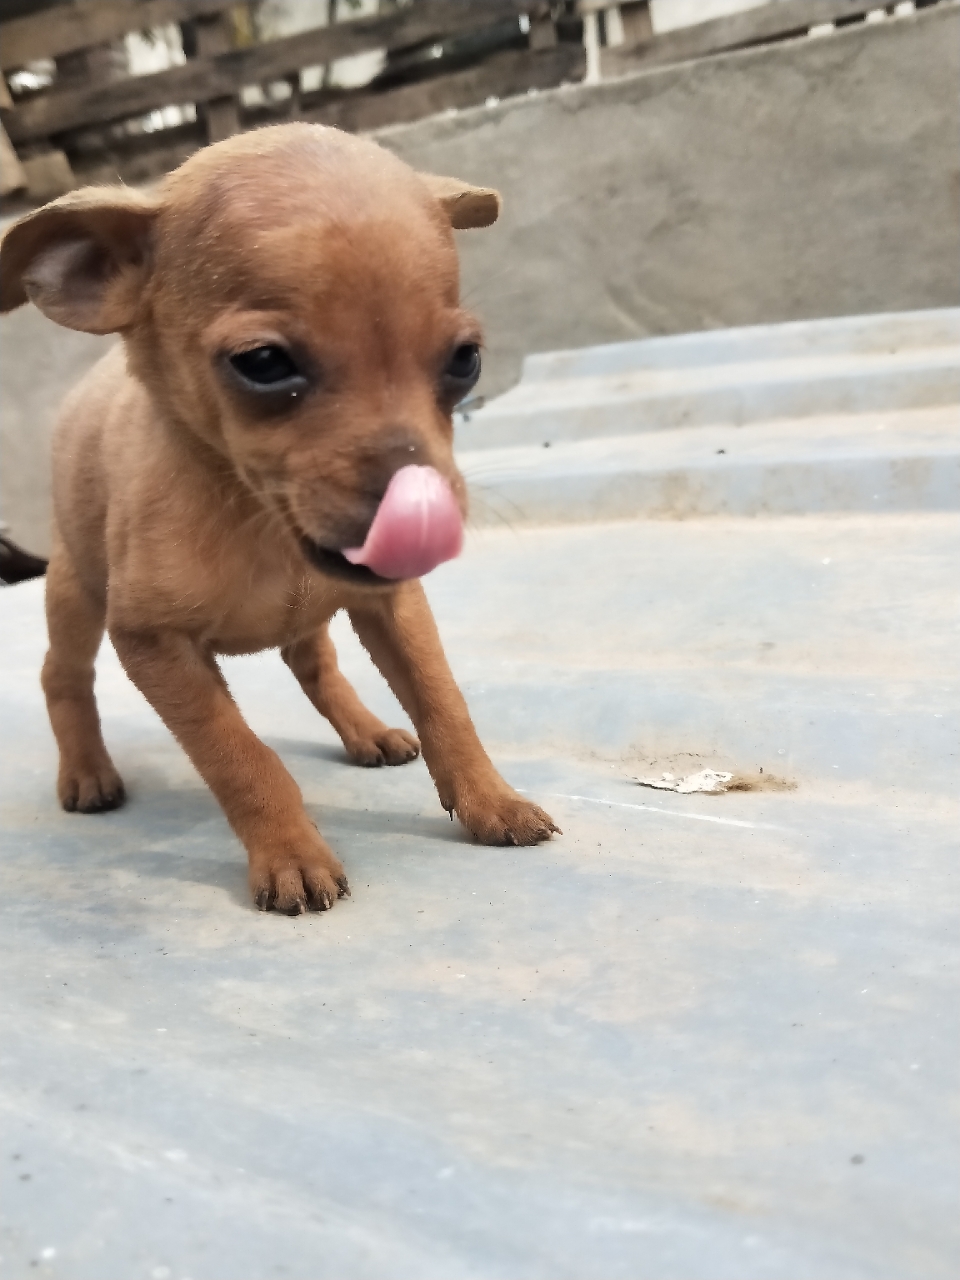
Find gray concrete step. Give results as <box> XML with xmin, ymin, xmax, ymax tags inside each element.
<box><xmin>459</xmin><ymin>406</ymin><xmax>960</xmax><ymax>523</ymax></box>
<box><xmin>458</xmin><ymin>309</ymin><xmax>960</xmax><ymax>450</ymax></box>
<box><xmin>519</xmin><ymin>309</ymin><xmax>960</xmax><ymax>380</ymax></box>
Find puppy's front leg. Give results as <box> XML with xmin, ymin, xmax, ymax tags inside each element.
<box><xmin>282</xmin><ymin>624</ymin><xmax>420</xmax><ymax>767</ymax></box>
<box><xmin>111</xmin><ymin>627</ymin><xmax>348</xmax><ymax>913</ymax></box>
<box><xmin>349</xmin><ymin>583</ymin><xmax>559</xmax><ymax>845</ymax></box>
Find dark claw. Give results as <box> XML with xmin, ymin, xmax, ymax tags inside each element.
<box><xmin>76</xmin><ymin>789</ymin><xmax>126</xmax><ymax>814</ymax></box>
<box><xmin>254</xmin><ymin>888</ymin><xmax>270</xmax><ymax>911</ymax></box>
<box><xmin>336</xmin><ymin>876</ymin><xmax>351</xmax><ymax>898</ymax></box>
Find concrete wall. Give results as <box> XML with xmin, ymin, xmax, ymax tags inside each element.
<box><xmin>0</xmin><ymin>308</ymin><xmax>112</xmax><ymax>555</ymax></box>
<box><xmin>2</xmin><ymin>3</ymin><xmax>957</xmax><ymax>554</ymax></box>
<box><xmin>380</xmin><ymin>3</ymin><xmax>959</xmax><ymax>397</ymax></box>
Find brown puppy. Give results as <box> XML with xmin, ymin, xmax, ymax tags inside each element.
<box><xmin>0</xmin><ymin>123</ymin><xmax>557</xmax><ymax>914</ymax></box>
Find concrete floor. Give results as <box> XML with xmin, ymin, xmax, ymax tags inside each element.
<box><xmin>1</xmin><ymin>507</ymin><xmax>957</xmax><ymax>1280</ymax></box>
<box><xmin>2</xmin><ymin>312</ymin><xmax>958</xmax><ymax>1277</ymax></box>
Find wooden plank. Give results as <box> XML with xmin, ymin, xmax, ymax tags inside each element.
<box><xmin>65</xmin><ymin>42</ymin><xmax>584</xmax><ymax>189</ymax></box>
<box><xmin>68</xmin><ymin>117</ymin><xmax>204</xmax><ymax>188</ymax></box>
<box><xmin>194</xmin><ymin>11</ymin><xmax>239</xmax><ymax>143</ymax></box>
<box><xmin>0</xmin><ymin>120</ymin><xmax>27</xmax><ymax>196</ymax></box>
<box><xmin>1</xmin><ymin>0</ymin><xmax>235</xmax><ymax>71</ymax></box>
<box><xmin>619</xmin><ymin>3</ymin><xmax>653</xmax><ymax>48</ymax></box>
<box><xmin>20</xmin><ymin>147</ymin><xmax>76</xmax><ymax>200</ymax></box>
<box><xmin>601</xmin><ymin>0</ymin><xmax>896</xmax><ymax>75</ymax></box>
<box><xmin>5</xmin><ymin>0</ymin><xmax>547</xmax><ymax>143</ymax></box>
<box><xmin>306</xmin><ymin>42</ymin><xmax>584</xmax><ymax>135</ymax></box>
<box><xmin>527</xmin><ymin>13</ymin><xmax>558</xmax><ymax>51</ymax></box>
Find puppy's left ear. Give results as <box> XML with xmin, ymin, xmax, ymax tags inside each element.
<box><xmin>0</xmin><ymin>185</ymin><xmax>159</xmax><ymax>333</ymax></box>
<box><xmin>419</xmin><ymin>173</ymin><xmax>501</xmax><ymax>230</ymax></box>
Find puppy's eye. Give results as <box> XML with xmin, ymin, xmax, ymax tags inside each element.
<box><xmin>444</xmin><ymin>343</ymin><xmax>481</xmax><ymax>387</ymax></box>
<box><xmin>229</xmin><ymin>345</ymin><xmax>300</xmax><ymax>387</ymax></box>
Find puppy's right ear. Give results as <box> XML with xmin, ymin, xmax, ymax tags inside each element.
<box><xmin>0</xmin><ymin>186</ymin><xmax>158</xmax><ymax>333</ymax></box>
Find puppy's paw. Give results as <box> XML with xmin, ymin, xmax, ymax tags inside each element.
<box><xmin>456</xmin><ymin>788</ymin><xmax>560</xmax><ymax>847</ymax></box>
<box><xmin>59</xmin><ymin>761</ymin><xmax>126</xmax><ymax>814</ymax></box>
<box><xmin>347</xmin><ymin>727</ymin><xmax>420</xmax><ymax>768</ymax></box>
<box><xmin>249</xmin><ymin>833</ymin><xmax>349</xmax><ymax>915</ymax></box>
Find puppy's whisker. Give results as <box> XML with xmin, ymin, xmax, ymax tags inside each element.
<box><xmin>468</xmin><ymin>483</ymin><xmax>527</xmax><ymax>521</ymax></box>
<box><xmin>464</xmin><ymin>487</ymin><xmax>526</xmax><ymax>536</ymax></box>
<box><xmin>459</xmin><ymin>461</ymin><xmax>516</xmax><ymax>482</ymax></box>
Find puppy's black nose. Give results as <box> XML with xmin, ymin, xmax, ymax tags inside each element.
<box><xmin>364</xmin><ymin>429</ymin><xmax>435</xmax><ymax>494</ymax></box>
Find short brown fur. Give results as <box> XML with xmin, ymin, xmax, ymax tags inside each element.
<box><xmin>0</xmin><ymin>124</ymin><xmax>557</xmax><ymax>915</ymax></box>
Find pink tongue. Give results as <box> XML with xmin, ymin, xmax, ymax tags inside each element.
<box><xmin>343</xmin><ymin>465</ymin><xmax>463</xmax><ymax>580</ymax></box>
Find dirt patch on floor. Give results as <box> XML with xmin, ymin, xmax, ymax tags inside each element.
<box><xmin>725</xmin><ymin>772</ymin><xmax>796</xmax><ymax>793</ymax></box>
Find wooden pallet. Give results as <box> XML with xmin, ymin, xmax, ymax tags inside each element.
<box><xmin>0</xmin><ymin>0</ymin><xmax>932</xmax><ymax>198</ymax></box>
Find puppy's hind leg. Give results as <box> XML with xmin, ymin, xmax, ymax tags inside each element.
<box><xmin>41</xmin><ymin>542</ymin><xmax>125</xmax><ymax>813</ymax></box>
<box><xmin>282</xmin><ymin>622</ymin><xmax>420</xmax><ymax>767</ymax></box>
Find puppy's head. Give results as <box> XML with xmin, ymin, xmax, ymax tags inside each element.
<box><xmin>0</xmin><ymin>124</ymin><xmax>501</xmax><ymax>586</ymax></box>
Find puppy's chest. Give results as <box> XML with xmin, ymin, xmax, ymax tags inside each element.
<box><xmin>201</xmin><ymin>566</ymin><xmax>337</xmax><ymax>653</ymax></box>
<box><xmin>144</xmin><ymin>533</ymin><xmax>335</xmax><ymax>652</ymax></box>
<box><xmin>116</xmin><ymin>491</ymin><xmax>343</xmax><ymax>651</ymax></box>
